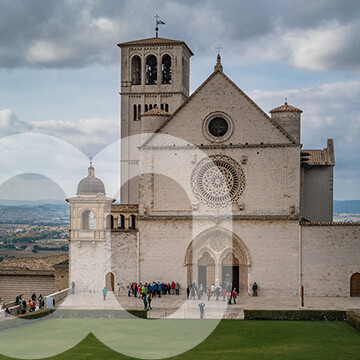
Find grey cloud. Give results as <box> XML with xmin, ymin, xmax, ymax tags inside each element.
<box><xmin>0</xmin><ymin>108</ymin><xmax>118</xmax><ymax>157</ymax></box>
<box><xmin>278</xmin><ymin>0</ymin><xmax>360</xmax><ymax>29</ymax></box>
<box><xmin>0</xmin><ymin>0</ymin><xmax>359</xmax><ymax>71</ymax></box>
<box><xmin>0</xmin><ymin>109</ymin><xmax>33</xmax><ymax>136</ymax></box>
<box><xmin>249</xmin><ymin>80</ymin><xmax>360</xmax><ymax>199</ymax></box>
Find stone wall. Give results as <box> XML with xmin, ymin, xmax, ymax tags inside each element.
<box><xmin>140</xmin><ymin>146</ymin><xmax>300</xmax><ymax>217</ymax></box>
<box><xmin>301</xmin><ymin>166</ymin><xmax>333</xmax><ymax>222</ymax></box>
<box><xmin>302</xmin><ymin>224</ymin><xmax>360</xmax><ymax>296</ymax></box>
<box><xmin>138</xmin><ymin>218</ymin><xmax>300</xmax><ymax>297</ymax></box>
<box><xmin>111</xmin><ymin>230</ymin><xmax>138</xmax><ymax>294</ymax></box>
<box><xmin>54</xmin><ymin>266</ymin><xmax>69</xmax><ymax>291</ymax></box>
<box><xmin>0</xmin><ymin>274</ymin><xmax>55</xmax><ymax>303</ymax></box>
<box><xmin>69</xmin><ymin>236</ymin><xmax>112</xmax><ymax>294</ymax></box>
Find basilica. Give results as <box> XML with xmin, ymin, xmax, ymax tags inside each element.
<box><xmin>66</xmin><ymin>35</ymin><xmax>360</xmax><ymax>298</ymax></box>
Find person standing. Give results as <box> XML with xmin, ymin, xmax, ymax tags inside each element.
<box><xmin>147</xmin><ymin>294</ymin><xmax>152</xmax><ymax>310</ymax></box>
<box><xmin>71</xmin><ymin>281</ymin><xmax>75</xmax><ymax>294</ymax></box>
<box><xmin>186</xmin><ymin>285</ymin><xmax>190</xmax><ymax>300</ymax></box>
<box><xmin>102</xmin><ymin>287</ymin><xmax>107</xmax><ymax>301</ymax></box>
<box><xmin>143</xmin><ymin>293</ymin><xmax>148</xmax><ymax>309</ymax></box>
<box><xmin>198</xmin><ymin>302</ymin><xmax>205</xmax><ymax>319</ymax></box>
<box><xmin>232</xmin><ymin>289</ymin><xmax>237</xmax><ymax>304</ymax></box>
<box><xmin>252</xmin><ymin>282</ymin><xmax>258</xmax><ymax>296</ymax></box>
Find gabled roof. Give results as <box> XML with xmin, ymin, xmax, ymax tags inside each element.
<box><xmin>117</xmin><ymin>37</ymin><xmax>194</xmax><ymax>56</ymax></box>
<box><xmin>142</xmin><ymin>69</ymin><xmax>297</xmax><ymax>147</ymax></box>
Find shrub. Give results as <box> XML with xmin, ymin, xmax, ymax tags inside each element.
<box><xmin>346</xmin><ymin>311</ymin><xmax>360</xmax><ymax>332</ymax></box>
<box><xmin>17</xmin><ymin>309</ymin><xmax>55</xmax><ymax>320</ymax></box>
<box><xmin>244</xmin><ymin>310</ymin><xmax>346</xmax><ymax>321</ymax></box>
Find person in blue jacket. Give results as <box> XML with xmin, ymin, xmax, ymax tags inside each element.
<box><xmin>102</xmin><ymin>287</ymin><xmax>107</xmax><ymax>300</ymax></box>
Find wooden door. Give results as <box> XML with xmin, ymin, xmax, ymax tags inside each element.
<box><xmin>351</xmin><ymin>273</ymin><xmax>360</xmax><ymax>297</ymax></box>
<box><xmin>206</xmin><ymin>264</ymin><xmax>215</xmax><ymax>290</ymax></box>
<box><xmin>106</xmin><ymin>272</ymin><xmax>115</xmax><ymax>291</ymax></box>
<box><xmin>198</xmin><ymin>265</ymin><xmax>206</xmax><ymax>288</ymax></box>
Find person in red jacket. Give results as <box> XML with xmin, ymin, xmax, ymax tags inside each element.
<box><xmin>232</xmin><ymin>289</ymin><xmax>237</xmax><ymax>305</ymax></box>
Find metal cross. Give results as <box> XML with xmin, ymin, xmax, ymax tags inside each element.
<box><xmin>215</xmin><ymin>44</ymin><xmax>223</xmax><ymax>55</ymax></box>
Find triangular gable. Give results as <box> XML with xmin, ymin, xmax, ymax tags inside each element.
<box><xmin>142</xmin><ymin>69</ymin><xmax>296</xmax><ymax>147</ymax></box>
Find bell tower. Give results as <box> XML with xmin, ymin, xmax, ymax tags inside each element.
<box><xmin>117</xmin><ymin>36</ymin><xmax>193</xmax><ymax>204</ymax></box>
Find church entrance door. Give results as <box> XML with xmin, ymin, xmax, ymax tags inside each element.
<box><xmin>198</xmin><ymin>266</ymin><xmax>206</xmax><ymax>288</ymax></box>
<box><xmin>198</xmin><ymin>252</ymin><xmax>215</xmax><ymax>290</ymax></box>
<box><xmin>350</xmin><ymin>273</ymin><xmax>360</xmax><ymax>297</ymax></box>
<box><xmin>105</xmin><ymin>272</ymin><xmax>115</xmax><ymax>291</ymax></box>
<box><xmin>222</xmin><ymin>253</ymin><xmax>240</xmax><ymax>292</ymax></box>
<box><xmin>222</xmin><ymin>266</ymin><xmax>239</xmax><ymax>293</ymax></box>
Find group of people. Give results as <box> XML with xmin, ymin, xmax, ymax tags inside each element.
<box><xmin>14</xmin><ymin>293</ymin><xmax>44</xmax><ymax>314</ymax></box>
<box><xmin>188</xmin><ymin>281</ymin><xmax>259</xmax><ymax>304</ymax></box>
<box><xmin>128</xmin><ymin>281</ymin><xmax>180</xmax><ymax>298</ymax></box>
<box><xmin>186</xmin><ymin>283</ymin><xmax>238</xmax><ymax>304</ymax></box>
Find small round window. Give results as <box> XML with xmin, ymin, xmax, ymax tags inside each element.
<box><xmin>208</xmin><ymin>117</ymin><xmax>229</xmax><ymax>137</ymax></box>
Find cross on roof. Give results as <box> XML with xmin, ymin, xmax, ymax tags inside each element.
<box><xmin>154</xmin><ymin>14</ymin><xmax>165</xmax><ymax>37</ymax></box>
<box><xmin>215</xmin><ymin>44</ymin><xmax>223</xmax><ymax>55</ymax></box>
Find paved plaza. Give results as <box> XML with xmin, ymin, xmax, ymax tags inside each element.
<box><xmin>58</xmin><ymin>292</ymin><xmax>360</xmax><ymax>319</ymax></box>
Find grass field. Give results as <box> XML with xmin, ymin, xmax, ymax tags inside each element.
<box><xmin>0</xmin><ymin>320</ymin><xmax>359</xmax><ymax>360</ymax></box>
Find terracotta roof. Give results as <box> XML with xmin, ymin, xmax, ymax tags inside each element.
<box><xmin>0</xmin><ymin>254</ymin><xmax>69</xmax><ymax>273</ymax></box>
<box><xmin>301</xmin><ymin>147</ymin><xmax>334</xmax><ymax>166</ymax></box>
<box><xmin>142</xmin><ymin>108</ymin><xmax>170</xmax><ymax>117</ymax></box>
<box><xmin>270</xmin><ymin>102</ymin><xmax>302</xmax><ymax>113</ymax></box>
<box><xmin>117</xmin><ymin>37</ymin><xmax>194</xmax><ymax>55</ymax></box>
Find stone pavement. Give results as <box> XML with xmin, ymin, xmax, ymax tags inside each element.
<box><xmin>57</xmin><ymin>292</ymin><xmax>360</xmax><ymax>319</ymax></box>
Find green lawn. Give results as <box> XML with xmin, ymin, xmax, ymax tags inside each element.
<box><xmin>0</xmin><ymin>320</ymin><xmax>359</xmax><ymax>360</ymax></box>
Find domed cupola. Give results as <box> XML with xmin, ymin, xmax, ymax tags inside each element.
<box><xmin>270</xmin><ymin>99</ymin><xmax>303</xmax><ymax>143</ymax></box>
<box><xmin>141</xmin><ymin>108</ymin><xmax>170</xmax><ymax>133</ymax></box>
<box><xmin>77</xmin><ymin>160</ymin><xmax>106</xmax><ymax>195</ymax></box>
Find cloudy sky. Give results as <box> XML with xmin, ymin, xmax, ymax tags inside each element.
<box><xmin>0</xmin><ymin>0</ymin><xmax>359</xmax><ymax>200</ymax></box>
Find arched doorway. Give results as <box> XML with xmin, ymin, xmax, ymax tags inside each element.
<box><xmin>105</xmin><ymin>272</ymin><xmax>115</xmax><ymax>292</ymax></box>
<box><xmin>221</xmin><ymin>252</ymin><xmax>240</xmax><ymax>292</ymax></box>
<box><xmin>350</xmin><ymin>273</ymin><xmax>360</xmax><ymax>297</ymax></box>
<box><xmin>184</xmin><ymin>228</ymin><xmax>251</xmax><ymax>294</ymax></box>
<box><xmin>198</xmin><ymin>252</ymin><xmax>215</xmax><ymax>290</ymax></box>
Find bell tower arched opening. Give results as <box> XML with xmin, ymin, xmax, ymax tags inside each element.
<box><xmin>131</xmin><ymin>55</ymin><xmax>141</xmax><ymax>85</ymax></box>
<box><xmin>146</xmin><ymin>55</ymin><xmax>158</xmax><ymax>85</ymax></box>
<box><xmin>162</xmin><ymin>54</ymin><xmax>172</xmax><ymax>84</ymax></box>
<box><xmin>81</xmin><ymin>210</ymin><xmax>94</xmax><ymax>230</ymax></box>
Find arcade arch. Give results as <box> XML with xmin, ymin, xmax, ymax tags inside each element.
<box><xmin>185</xmin><ymin>228</ymin><xmax>251</xmax><ymax>293</ymax></box>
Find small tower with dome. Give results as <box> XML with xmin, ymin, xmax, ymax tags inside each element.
<box><xmin>270</xmin><ymin>99</ymin><xmax>303</xmax><ymax>143</ymax></box>
<box><xmin>66</xmin><ymin>161</ymin><xmax>115</xmax><ymax>294</ymax></box>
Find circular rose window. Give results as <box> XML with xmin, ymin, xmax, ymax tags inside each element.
<box><xmin>191</xmin><ymin>155</ymin><xmax>245</xmax><ymax>207</ymax></box>
<box><xmin>208</xmin><ymin>117</ymin><xmax>229</xmax><ymax>137</ymax></box>
<box><xmin>202</xmin><ymin>112</ymin><xmax>234</xmax><ymax>143</ymax></box>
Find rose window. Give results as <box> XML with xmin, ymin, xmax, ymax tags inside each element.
<box><xmin>191</xmin><ymin>155</ymin><xmax>245</xmax><ymax>206</ymax></box>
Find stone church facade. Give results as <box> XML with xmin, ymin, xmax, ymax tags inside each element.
<box><xmin>66</xmin><ymin>36</ymin><xmax>360</xmax><ymax>298</ymax></box>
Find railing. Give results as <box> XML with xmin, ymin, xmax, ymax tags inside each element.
<box><xmin>45</xmin><ymin>288</ymin><xmax>70</xmax><ymax>308</ymax></box>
